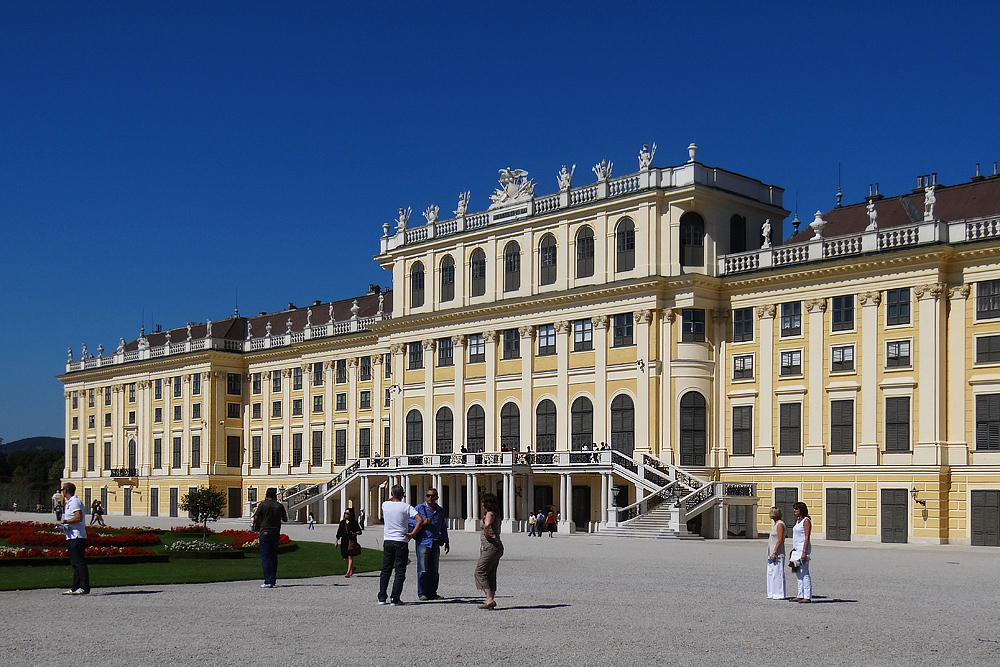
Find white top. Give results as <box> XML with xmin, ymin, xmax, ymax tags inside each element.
<box><xmin>63</xmin><ymin>495</ymin><xmax>87</xmax><ymax>540</ymax></box>
<box><xmin>382</xmin><ymin>500</ymin><xmax>418</xmax><ymax>542</ymax></box>
<box><xmin>792</xmin><ymin>517</ymin><xmax>811</xmax><ymax>555</ymax></box>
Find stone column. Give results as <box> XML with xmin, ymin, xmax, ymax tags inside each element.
<box><xmin>804</xmin><ymin>298</ymin><xmax>827</xmax><ymax>466</ymax></box>
<box><xmin>946</xmin><ymin>284</ymin><xmax>971</xmax><ymax>465</ymax></box>
<box><xmin>754</xmin><ymin>305</ymin><xmax>776</xmax><ymax>466</ymax></box>
<box><xmin>502</xmin><ymin>472</ymin><xmax>514</xmax><ymax>532</ymax></box>
<box><xmin>372</xmin><ymin>354</ymin><xmax>384</xmax><ymax>458</ymax></box>
<box><xmin>857</xmin><ymin>292</ymin><xmax>882</xmax><ymax>464</ymax></box>
<box><xmin>710</xmin><ymin>308</ymin><xmax>728</xmax><ymax>466</ymax></box>
<box><xmin>347</xmin><ymin>358</ymin><xmax>358</xmax><ymax>461</ymax></box>
<box><xmin>592</xmin><ymin>315</ymin><xmax>609</xmax><ymax>449</ymax></box>
<box><xmin>600</xmin><ymin>472</ymin><xmax>609</xmax><ymax>526</ymax></box>
<box><xmin>562</xmin><ymin>472</ymin><xmax>575</xmax><ymax>533</ymax></box>
<box><xmin>914</xmin><ymin>282</ymin><xmax>946</xmax><ymax>464</ymax></box>
<box><xmin>635</xmin><ymin>309</ymin><xmax>653</xmax><ymax>454</ymax></box>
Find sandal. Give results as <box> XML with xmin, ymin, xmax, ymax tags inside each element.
<box><xmin>477</xmin><ymin>601</ymin><xmax>497</xmax><ymax>610</ymax></box>
<box><xmin>798</xmin><ymin>598</ymin><xmax>811</xmax><ymax>603</ymax></box>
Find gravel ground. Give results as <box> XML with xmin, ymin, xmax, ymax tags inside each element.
<box><xmin>1</xmin><ymin>510</ymin><xmax>998</xmax><ymax>666</ymax></box>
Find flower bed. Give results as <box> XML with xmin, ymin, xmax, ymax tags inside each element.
<box><xmin>219</xmin><ymin>529</ymin><xmax>291</xmax><ymax>547</ymax></box>
<box><xmin>0</xmin><ymin>544</ymin><xmax>166</xmax><ymax>567</ymax></box>
<box><xmin>164</xmin><ymin>539</ymin><xmax>244</xmax><ymax>560</ymax></box>
<box><xmin>1</xmin><ymin>521</ymin><xmax>162</xmax><ymax>549</ymax></box>
<box><xmin>170</xmin><ymin>524</ymin><xmax>216</xmax><ymax>535</ymax></box>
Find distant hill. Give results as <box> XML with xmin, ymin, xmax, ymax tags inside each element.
<box><xmin>1</xmin><ymin>436</ymin><xmax>64</xmax><ymax>453</ymax></box>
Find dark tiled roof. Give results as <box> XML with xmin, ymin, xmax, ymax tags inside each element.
<box><xmin>786</xmin><ymin>176</ymin><xmax>1000</xmax><ymax>244</ymax></box>
<box><xmin>123</xmin><ymin>290</ymin><xmax>392</xmax><ymax>351</ymax></box>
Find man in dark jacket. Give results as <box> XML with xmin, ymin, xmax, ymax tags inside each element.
<box><xmin>253</xmin><ymin>487</ymin><xmax>288</xmax><ymax>588</ymax></box>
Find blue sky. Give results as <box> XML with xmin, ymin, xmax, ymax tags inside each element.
<box><xmin>2</xmin><ymin>1</ymin><xmax>998</xmax><ymax>442</ymax></box>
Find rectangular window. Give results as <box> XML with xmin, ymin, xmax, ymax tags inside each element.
<box><xmin>359</xmin><ymin>427</ymin><xmax>371</xmax><ymax>458</ymax></box>
<box><xmin>408</xmin><ymin>342</ymin><xmax>423</xmax><ymax>369</ymax></box>
<box><xmin>129</xmin><ymin>383</ymin><xmax>136</xmax><ymax>402</ymax></box>
<box><xmin>252</xmin><ymin>436</ymin><xmax>262</xmax><ymax>469</ymax></box>
<box><xmin>313</xmin><ymin>395</ymin><xmax>324</xmax><ymax>413</ymax></box>
<box><xmin>781</xmin><ymin>302</ymin><xmax>801</xmax><ymax>337</ymax></box>
<box><xmin>87</xmin><ymin>442</ymin><xmax>95</xmax><ymax>471</ymax></box>
<box><xmin>335</xmin><ymin>429</ymin><xmax>347</xmax><ymax>466</ymax></box>
<box><xmin>830</xmin><ymin>400</ymin><xmax>854</xmax><ymax>453</ymax></box>
<box><xmin>780</xmin><ymin>350</ymin><xmax>802</xmax><ymax>376</ymax></box>
<box><xmin>832</xmin><ymin>345</ymin><xmax>855</xmax><ymax>372</ymax></box>
<box><xmin>975</xmin><ymin>394</ymin><xmax>1000</xmax><ymax>451</ymax></box>
<box><xmin>292</xmin><ymin>433</ymin><xmax>303</xmax><ymax>467</ymax></box>
<box><xmin>88</xmin><ymin>415</ymin><xmax>94</xmax><ymax>429</ymax></box>
<box><xmin>192</xmin><ymin>373</ymin><xmax>201</xmax><ymax>395</ymax></box>
<box><xmin>271</xmin><ymin>401</ymin><xmax>282</xmax><ymax>418</ymax></box>
<box><xmin>173</xmin><ymin>376</ymin><xmax>182</xmax><ymax>398</ymax></box>
<box><xmin>228</xmin><ymin>403</ymin><xmax>241</xmax><ymax>419</ymax></box>
<box><xmin>292</xmin><ymin>399</ymin><xmax>302</xmax><ymax>416</ymax></box>
<box><xmin>573</xmin><ymin>319</ymin><xmax>593</xmax><ymax>351</ymax></box>
<box><xmin>502</xmin><ymin>328</ymin><xmax>520</xmax><ymax>359</ymax></box>
<box><xmin>272</xmin><ymin>372</ymin><xmax>282</xmax><ymax>393</ymax></box>
<box><xmin>682</xmin><ymin>309</ymin><xmax>706</xmax><ymax>342</ymax></box>
<box><xmin>292</xmin><ymin>367</ymin><xmax>302</xmax><ymax>391</ymax></box>
<box><xmin>314</xmin><ymin>361</ymin><xmax>326</xmax><ymax>386</ymax></box>
<box><xmin>104</xmin><ymin>387</ymin><xmax>111</xmax><ymax>406</ymax></box>
<box><xmin>613</xmin><ymin>313</ymin><xmax>634</xmax><ymax>347</ymax></box>
<box><xmin>88</xmin><ymin>388</ymin><xmax>95</xmax><ymax>408</ymax></box>
<box><xmin>271</xmin><ymin>434</ymin><xmax>282</xmax><ymax>467</ymax></box>
<box><xmin>154</xmin><ymin>407</ymin><xmax>163</xmax><ymax>423</ymax></box>
<box><xmin>72</xmin><ymin>390</ymin><xmax>78</xmax><ymax>409</ymax></box>
<box><xmin>733</xmin><ymin>354</ymin><xmax>754</xmax><ymax>380</ymax></box>
<box><xmin>72</xmin><ymin>416</ymin><xmax>78</xmax><ymax>430</ymax></box>
<box><xmin>976</xmin><ymin>335</ymin><xmax>1000</xmax><ymax>364</ymax></box>
<box><xmin>537</xmin><ymin>324</ymin><xmax>556</xmax><ymax>356</ymax></box>
<box><xmin>977</xmin><ymin>280</ymin><xmax>1000</xmax><ymax>320</ymax></box>
<box><xmin>732</xmin><ymin>405</ymin><xmax>753</xmax><ymax>455</ymax></box>
<box><xmin>384</xmin><ymin>388</ymin><xmax>391</xmax><ymax>408</ymax></box>
<box><xmin>153</xmin><ymin>438</ymin><xmax>162</xmax><ymax>469</ymax></box>
<box><xmin>384</xmin><ymin>425</ymin><xmax>391</xmax><ymax>457</ymax></box>
<box><xmin>103</xmin><ymin>441</ymin><xmax>111</xmax><ymax>470</ymax></box>
<box><xmin>885</xmin><ymin>397</ymin><xmax>911</xmax><ymax>452</ymax></box>
<box><xmin>832</xmin><ymin>295</ymin><xmax>854</xmax><ymax>332</ymax></box>
<box><xmin>437</xmin><ymin>337</ymin><xmax>454</xmax><ymax>366</ymax></box>
<box><xmin>128</xmin><ymin>411</ymin><xmax>135</xmax><ymax>425</ymax></box>
<box><xmin>886</xmin><ymin>288</ymin><xmax>911</xmax><ymax>326</ymax></box>
<box><xmin>192</xmin><ymin>403</ymin><xmax>201</xmax><ymax>420</ymax></box>
<box><xmin>886</xmin><ymin>340</ymin><xmax>911</xmax><ymax>368</ymax></box>
<box><xmin>173</xmin><ymin>405</ymin><xmax>182</xmax><ymax>422</ymax></box>
<box><xmin>336</xmin><ymin>359</ymin><xmax>348</xmax><ymax>383</ymax></box>
<box><xmin>358</xmin><ymin>357</ymin><xmax>371</xmax><ymax>382</ymax></box>
<box><xmin>468</xmin><ymin>334</ymin><xmax>485</xmax><ymax>363</ymax></box>
<box><xmin>336</xmin><ymin>393</ymin><xmax>347</xmax><ymax>411</ymax></box>
<box><xmin>359</xmin><ymin>390</ymin><xmax>372</xmax><ymax>410</ymax></box>
<box><xmin>104</xmin><ymin>413</ymin><xmax>111</xmax><ymax>428</ymax></box>
<box><xmin>384</xmin><ymin>353</ymin><xmax>392</xmax><ymax>377</ymax></box>
<box><xmin>779</xmin><ymin>403</ymin><xmax>802</xmax><ymax>454</ymax></box>
<box><xmin>154</xmin><ymin>379</ymin><xmax>162</xmax><ymax>400</ymax></box>
<box><xmin>252</xmin><ymin>403</ymin><xmax>262</xmax><ymax>420</ymax></box>
<box><xmin>732</xmin><ymin>307</ymin><xmax>754</xmax><ymax>342</ymax></box>
<box><xmin>227</xmin><ymin>374</ymin><xmax>241</xmax><ymax>396</ymax></box>
<box><xmin>172</xmin><ymin>437</ymin><xmax>182</xmax><ymax>469</ymax></box>
<box><xmin>71</xmin><ymin>443</ymin><xmax>78</xmax><ymax>471</ymax></box>
<box><xmin>191</xmin><ymin>436</ymin><xmax>201</xmax><ymax>468</ymax></box>
<box><xmin>252</xmin><ymin>373</ymin><xmax>262</xmax><ymax>394</ymax></box>
<box><xmin>311</xmin><ymin>431</ymin><xmax>323</xmax><ymax>465</ymax></box>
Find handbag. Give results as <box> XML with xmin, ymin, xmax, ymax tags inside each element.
<box><xmin>346</xmin><ymin>539</ymin><xmax>362</xmax><ymax>557</ymax></box>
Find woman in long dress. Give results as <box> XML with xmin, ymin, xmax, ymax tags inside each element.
<box><xmin>474</xmin><ymin>493</ymin><xmax>503</xmax><ymax>609</ymax></box>
<box><xmin>790</xmin><ymin>501</ymin><xmax>812</xmax><ymax>603</ymax></box>
<box><xmin>334</xmin><ymin>508</ymin><xmax>362</xmax><ymax>577</ymax></box>
<box><xmin>766</xmin><ymin>507</ymin><xmax>786</xmax><ymax>600</ymax></box>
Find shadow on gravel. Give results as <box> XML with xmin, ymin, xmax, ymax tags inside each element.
<box><xmin>798</xmin><ymin>596</ymin><xmax>858</xmax><ymax>604</ymax></box>
<box><xmin>495</xmin><ymin>604</ymin><xmax>571</xmax><ymax>611</ymax></box>
<box><xmin>101</xmin><ymin>590</ymin><xmax>162</xmax><ymax>596</ymax></box>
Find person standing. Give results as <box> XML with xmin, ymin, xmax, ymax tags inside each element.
<box><xmin>766</xmin><ymin>507</ymin><xmax>786</xmax><ymax>600</ymax></box>
<box><xmin>358</xmin><ymin>509</ymin><xmax>366</xmax><ymax>531</ymax></box>
<box><xmin>536</xmin><ymin>510</ymin><xmax>546</xmax><ymax>537</ymax></box>
<box><xmin>378</xmin><ymin>484</ymin><xmax>424</xmax><ymax>605</ymax></box>
<box><xmin>790</xmin><ymin>502</ymin><xmax>812</xmax><ymax>603</ymax></box>
<box><xmin>307</xmin><ymin>512</ymin><xmax>316</xmax><ymax>529</ymax></box>
<box><xmin>335</xmin><ymin>508</ymin><xmax>362</xmax><ymax>577</ymax></box>
<box><xmin>58</xmin><ymin>483</ymin><xmax>90</xmax><ymax>595</ymax></box>
<box><xmin>527</xmin><ymin>511</ymin><xmax>537</xmax><ymax>537</ymax></box>
<box><xmin>252</xmin><ymin>487</ymin><xmax>287</xmax><ymax>588</ymax></box>
<box><xmin>53</xmin><ymin>489</ymin><xmax>64</xmax><ymax>522</ymax></box>
<box><xmin>474</xmin><ymin>492</ymin><xmax>503</xmax><ymax>609</ymax></box>
<box><xmin>545</xmin><ymin>510</ymin><xmax>557</xmax><ymax>537</ymax></box>
<box><xmin>414</xmin><ymin>487</ymin><xmax>450</xmax><ymax>601</ymax></box>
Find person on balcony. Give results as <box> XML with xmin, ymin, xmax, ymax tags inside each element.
<box><xmin>766</xmin><ymin>507</ymin><xmax>786</xmax><ymax>600</ymax></box>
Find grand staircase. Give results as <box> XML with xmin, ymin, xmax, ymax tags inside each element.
<box><xmin>598</xmin><ymin>505</ymin><xmax>703</xmax><ymax>540</ymax></box>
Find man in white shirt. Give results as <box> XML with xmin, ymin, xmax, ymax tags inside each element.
<box><xmin>378</xmin><ymin>484</ymin><xmax>425</xmax><ymax>606</ymax></box>
<box><xmin>58</xmin><ymin>482</ymin><xmax>90</xmax><ymax>595</ymax></box>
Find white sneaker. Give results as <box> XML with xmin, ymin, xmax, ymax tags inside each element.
<box><xmin>260</xmin><ymin>583</ymin><xmax>275</xmax><ymax>588</ymax></box>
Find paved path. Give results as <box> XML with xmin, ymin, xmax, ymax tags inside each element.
<box><xmin>1</xmin><ymin>510</ymin><xmax>998</xmax><ymax>666</ymax></box>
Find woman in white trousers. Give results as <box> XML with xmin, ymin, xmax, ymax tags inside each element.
<box><xmin>766</xmin><ymin>507</ymin><xmax>786</xmax><ymax>599</ymax></box>
<box><xmin>791</xmin><ymin>502</ymin><xmax>812</xmax><ymax>602</ymax></box>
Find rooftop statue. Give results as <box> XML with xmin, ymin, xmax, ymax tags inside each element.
<box><xmin>593</xmin><ymin>159</ymin><xmax>613</xmax><ymax>182</ymax></box>
<box><xmin>117</xmin><ymin>338</ymin><xmax>126</xmax><ymax>354</ymax></box>
<box><xmin>489</xmin><ymin>168</ymin><xmax>535</xmax><ymax>209</ymax></box>
<box><xmin>423</xmin><ymin>204</ymin><xmax>439</xmax><ymax>226</ymax></box>
<box><xmin>866</xmin><ymin>200</ymin><xmax>879</xmax><ymax>231</ymax></box>
<box><xmin>206</xmin><ymin>319</ymin><xmax>212</xmax><ymax>338</ymax></box>
<box><xmin>761</xmin><ymin>219</ymin><xmax>772</xmax><ymax>249</ymax></box>
<box><xmin>638</xmin><ymin>143</ymin><xmax>656</xmax><ymax>170</ymax></box>
<box><xmin>396</xmin><ymin>206</ymin><xmax>412</xmax><ymax>232</ymax></box>
<box><xmin>454</xmin><ymin>191</ymin><xmax>470</xmax><ymax>217</ymax></box>
<box><xmin>557</xmin><ymin>164</ymin><xmax>576</xmax><ymax>192</ymax></box>
<box><xmin>924</xmin><ymin>184</ymin><xmax>936</xmax><ymax>221</ymax></box>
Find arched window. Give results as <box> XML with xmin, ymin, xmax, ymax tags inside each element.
<box><xmin>405</xmin><ymin>409</ymin><xmax>423</xmax><ymax>455</ymax></box>
<box><xmin>503</xmin><ymin>242</ymin><xmax>521</xmax><ymax>292</ymax></box>
<box><xmin>500</xmin><ymin>402</ymin><xmax>520</xmax><ymax>450</ymax></box>
<box><xmin>576</xmin><ymin>226</ymin><xmax>595</xmax><ymax>278</ymax></box>
<box><xmin>410</xmin><ymin>261</ymin><xmax>425</xmax><ymax>307</ymax></box>
<box><xmin>440</xmin><ymin>255</ymin><xmax>455</xmax><ymax>302</ymax></box>
<box><xmin>616</xmin><ymin>218</ymin><xmax>635</xmax><ymax>272</ymax></box>
<box><xmin>730</xmin><ymin>215</ymin><xmax>747</xmax><ymax>254</ymax></box>
<box><xmin>539</xmin><ymin>234</ymin><xmax>557</xmax><ymax>286</ymax></box>
<box><xmin>535</xmin><ymin>399</ymin><xmax>557</xmax><ymax>452</ymax></box>
<box><xmin>470</xmin><ymin>248</ymin><xmax>487</xmax><ymax>297</ymax></box>
<box><xmin>571</xmin><ymin>397</ymin><xmax>594</xmax><ymax>450</ymax></box>
<box><xmin>679</xmin><ymin>392</ymin><xmax>707</xmax><ymax>466</ymax></box>
<box><xmin>435</xmin><ymin>407</ymin><xmax>453</xmax><ymax>454</ymax></box>
<box><xmin>128</xmin><ymin>438</ymin><xmax>137</xmax><ymax>469</ymax></box>
<box><xmin>610</xmin><ymin>394</ymin><xmax>635</xmax><ymax>456</ymax></box>
<box><xmin>466</xmin><ymin>404</ymin><xmax>485</xmax><ymax>452</ymax></box>
<box><xmin>680</xmin><ymin>212</ymin><xmax>705</xmax><ymax>267</ymax></box>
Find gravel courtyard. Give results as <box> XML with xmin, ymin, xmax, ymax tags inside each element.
<box><xmin>1</xmin><ymin>510</ymin><xmax>998</xmax><ymax>666</ymax></box>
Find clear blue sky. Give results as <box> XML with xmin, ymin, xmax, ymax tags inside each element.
<box><xmin>2</xmin><ymin>1</ymin><xmax>997</xmax><ymax>442</ymax></box>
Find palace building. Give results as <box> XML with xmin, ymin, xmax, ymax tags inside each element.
<box><xmin>59</xmin><ymin>144</ymin><xmax>1000</xmax><ymax>545</ymax></box>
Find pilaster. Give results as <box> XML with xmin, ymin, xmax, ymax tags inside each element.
<box><xmin>804</xmin><ymin>298</ymin><xmax>827</xmax><ymax>467</ymax></box>
<box><xmin>914</xmin><ymin>282</ymin><xmax>946</xmax><ymax>464</ymax></box>
<box><xmin>661</xmin><ymin>310</ymin><xmax>676</xmax><ymax>464</ymax></box>
<box><xmin>857</xmin><ymin>292</ymin><xmax>881</xmax><ymax>464</ymax></box>
<box><xmin>483</xmin><ymin>331</ymin><xmax>498</xmax><ymax>451</ymax></box>
<box><xmin>592</xmin><ymin>315</ymin><xmax>609</xmax><ymax>448</ymax></box>
<box><xmin>946</xmin><ymin>284</ymin><xmax>971</xmax><ymax>465</ymax></box>
<box><xmin>519</xmin><ymin>326</ymin><xmax>535</xmax><ymax>450</ymax></box>
<box><xmin>452</xmin><ymin>335</ymin><xmax>466</xmax><ymax>450</ymax></box>
<box><xmin>754</xmin><ymin>305</ymin><xmax>776</xmax><ymax>466</ymax></box>
<box><xmin>555</xmin><ymin>321</ymin><xmax>570</xmax><ymax>450</ymax></box>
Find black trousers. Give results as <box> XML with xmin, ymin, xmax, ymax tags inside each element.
<box><xmin>378</xmin><ymin>540</ymin><xmax>409</xmax><ymax>602</ymax></box>
<box><xmin>67</xmin><ymin>538</ymin><xmax>90</xmax><ymax>593</ymax></box>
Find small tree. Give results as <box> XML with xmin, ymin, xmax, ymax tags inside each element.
<box><xmin>180</xmin><ymin>486</ymin><xmax>227</xmax><ymax>540</ymax></box>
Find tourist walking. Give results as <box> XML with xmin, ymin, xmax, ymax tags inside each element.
<box><xmin>545</xmin><ymin>510</ymin><xmax>557</xmax><ymax>536</ymax></box>
<box><xmin>335</xmin><ymin>508</ymin><xmax>362</xmax><ymax>577</ymax></box>
<box><xmin>527</xmin><ymin>511</ymin><xmax>537</xmax><ymax>537</ymax></box>
<box><xmin>378</xmin><ymin>484</ymin><xmax>425</xmax><ymax>605</ymax></box>
<box><xmin>474</xmin><ymin>492</ymin><xmax>503</xmax><ymax>609</ymax></box>
<box><xmin>790</xmin><ymin>502</ymin><xmax>812</xmax><ymax>603</ymax></box>
<box><xmin>414</xmin><ymin>487</ymin><xmax>450</xmax><ymax>601</ymax></box>
<box><xmin>536</xmin><ymin>510</ymin><xmax>546</xmax><ymax>537</ymax></box>
<box><xmin>58</xmin><ymin>482</ymin><xmax>90</xmax><ymax>595</ymax></box>
<box><xmin>252</xmin><ymin>487</ymin><xmax>287</xmax><ymax>588</ymax></box>
<box><xmin>358</xmin><ymin>509</ymin><xmax>366</xmax><ymax>530</ymax></box>
<box><xmin>90</xmin><ymin>499</ymin><xmax>105</xmax><ymax>526</ymax></box>
<box><xmin>765</xmin><ymin>507</ymin><xmax>786</xmax><ymax>600</ymax></box>
<box><xmin>308</xmin><ymin>512</ymin><xmax>316</xmax><ymax>529</ymax></box>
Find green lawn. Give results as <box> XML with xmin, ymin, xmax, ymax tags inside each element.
<box><xmin>0</xmin><ymin>535</ymin><xmax>382</xmax><ymax>591</ymax></box>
